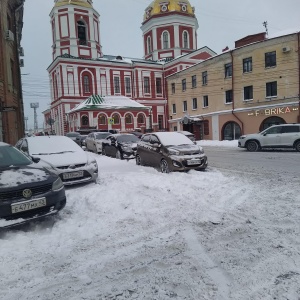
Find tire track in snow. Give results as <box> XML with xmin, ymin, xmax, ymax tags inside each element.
<box><xmin>183</xmin><ymin>226</ymin><xmax>231</xmax><ymax>300</ymax></box>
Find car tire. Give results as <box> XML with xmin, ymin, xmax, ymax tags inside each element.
<box><xmin>295</xmin><ymin>141</ymin><xmax>300</xmax><ymax>152</ymax></box>
<box><xmin>160</xmin><ymin>159</ymin><xmax>170</xmax><ymax>173</ymax></box>
<box><xmin>116</xmin><ymin>150</ymin><xmax>123</xmax><ymax>160</ymax></box>
<box><xmin>136</xmin><ymin>154</ymin><xmax>142</xmax><ymax>166</ymax></box>
<box><xmin>246</xmin><ymin>141</ymin><xmax>259</xmax><ymax>152</ymax></box>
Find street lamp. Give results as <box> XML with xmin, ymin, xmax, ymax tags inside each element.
<box><xmin>149</xmin><ymin>108</ymin><xmax>153</xmax><ymax>132</ymax></box>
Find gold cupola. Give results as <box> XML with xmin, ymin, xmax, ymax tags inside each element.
<box><xmin>144</xmin><ymin>0</ymin><xmax>195</xmax><ymax>21</ymax></box>
<box><xmin>54</xmin><ymin>0</ymin><xmax>93</xmax><ymax>8</ymax></box>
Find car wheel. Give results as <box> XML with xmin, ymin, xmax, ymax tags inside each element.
<box><xmin>295</xmin><ymin>141</ymin><xmax>300</xmax><ymax>152</ymax></box>
<box><xmin>116</xmin><ymin>150</ymin><xmax>123</xmax><ymax>160</ymax></box>
<box><xmin>246</xmin><ymin>141</ymin><xmax>259</xmax><ymax>152</ymax></box>
<box><xmin>160</xmin><ymin>159</ymin><xmax>170</xmax><ymax>173</ymax></box>
<box><xmin>102</xmin><ymin>147</ymin><xmax>107</xmax><ymax>156</ymax></box>
<box><xmin>136</xmin><ymin>154</ymin><xmax>142</xmax><ymax>166</ymax></box>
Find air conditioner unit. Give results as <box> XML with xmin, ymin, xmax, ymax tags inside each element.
<box><xmin>5</xmin><ymin>30</ymin><xmax>14</xmax><ymax>41</ymax></box>
<box><xmin>19</xmin><ymin>47</ymin><xmax>24</xmax><ymax>56</ymax></box>
<box><xmin>19</xmin><ymin>59</ymin><xmax>24</xmax><ymax>67</ymax></box>
<box><xmin>282</xmin><ymin>46</ymin><xmax>291</xmax><ymax>53</ymax></box>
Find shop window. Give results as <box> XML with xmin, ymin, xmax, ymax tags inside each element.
<box><xmin>260</xmin><ymin>116</ymin><xmax>285</xmax><ymax>131</ymax></box>
<box><xmin>223</xmin><ymin>122</ymin><xmax>241</xmax><ymax>140</ymax></box>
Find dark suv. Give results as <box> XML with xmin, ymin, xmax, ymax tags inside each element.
<box><xmin>238</xmin><ymin>124</ymin><xmax>300</xmax><ymax>152</ymax></box>
<box><xmin>0</xmin><ymin>142</ymin><xmax>66</xmax><ymax>228</ymax></box>
<box><xmin>136</xmin><ymin>132</ymin><xmax>208</xmax><ymax>173</ymax></box>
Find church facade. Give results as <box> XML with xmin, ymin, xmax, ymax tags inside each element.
<box><xmin>43</xmin><ymin>0</ymin><xmax>216</xmax><ymax>135</ymax></box>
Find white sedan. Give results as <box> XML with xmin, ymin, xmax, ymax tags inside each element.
<box><xmin>15</xmin><ymin>136</ymin><xmax>98</xmax><ymax>185</ymax></box>
<box><xmin>85</xmin><ymin>132</ymin><xmax>111</xmax><ymax>153</ymax></box>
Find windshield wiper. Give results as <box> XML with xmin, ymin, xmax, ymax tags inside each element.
<box><xmin>32</xmin><ymin>151</ymin><xmax>75</xmax><ymax>155</ymax></box>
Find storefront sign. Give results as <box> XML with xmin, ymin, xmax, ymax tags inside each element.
<box><xmin>248</xmin><ymin>106</ymin><xmax>298</xmax><ymax>117</ymax></box>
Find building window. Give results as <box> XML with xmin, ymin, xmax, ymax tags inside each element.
<box><xmin>114</xmin><ymin>76</ymin><xmax>120</xmax><ymax>94</ymax></box>
<box><xmin>171</xmin><ymin>83</ymin><xmax>175</xmax><ymax>94</ymax></box>
<box><xmin>81</xmin><ymin>115</ymin><xmax>89</xmax><ymax>126</ymax></box>
<box><xmin>203</xmin><ymin>95</ymin><xmax>208</xmax><ymax>108</ymax></box>
<box><xmin>183</xmin><ymin>31</ymin><xmax>189</xmax><ymax>49</ymax></box>
<box><xmin>125</xmin><ymin>114</ymin><xmax>133</xmax><ymax>124</ymax></box>
<box><xmin>158</xmin><ymin>115</ymin><xmax>163</xmax><ymax>130</ymax></box>
<box><xmin>223</xmin><ymin>122</ymin><xmax>241</xmax><ymax>140</ymax></box>
<box><xmin>98</xmin><ymin>115</ymin><xmax>106</xmax><ymax>125</ymax></box>
<box><xmin>125</xmin><ymin>77</ymin><xmax>131</xmax><ymax>94</ymax></box>
<box><xmin>112</xmin><ymin>114</ymin><xmax>120</xmax><ymax>124</ymax></box>
<box><xmin>137</xmin><ymin>114</ymin><xmax>145</xmax><ymax>124</ymax></box>
<box><xmin>243</xmin><ymin>57</ymin><xmax>252</xmax><ymax>73</ymax></box>
<box><xmin>172</xmin><ymin>104</ymin><xmax>176</xmax><ymax>114</ymax></box>
<box><xmin>244</xmin><ymin>85</ymin><xmax>253</xmax><ymax>101</ymax></box>
<box><xmin>225</xmin><ymin>63</ymin><xmax>232</xmax><ymax>78</ymax></box>
<box><xmin>182</xmin><ymin>79</ymin><xmax>186</xmax><ymax>91</ymax></box>
<box><xmin>202</xmin><ymin>71</ymin><xmax>207</xmax><ymax>85</ymax></box>
<box><xmin>225</xmin><ymin>90</ymin><xmax>233</xmax><ymax>104</ymax></box>
<box><xmin>156</xmin><ymin>78</ymin><xmax>162</xmax><ymax>94</ymax></box>
<box><xmin>192</xmin><ymin>98</ymin><xmax>197</xmax><ymax>110</ymax></box>
<box><xmin>77</xmin><ymin>21</ymin><xmax>87</xmax><ymax>45</ymax></box>
<box><xmin>174</xmin><ymin>126</ymin><xmax>178</xmax><ymax>131</ymax></box>
<box><xmin>192</xmin><ymin>75</ymin><xmax>197</xmax><ymax>88</ymax></box>
<box><xmin>162</xmin><ymin>31</ymin><xmax>169</xmax><ymax>49</ymax></box>
<box><xmin>83</xmin><ymin>75</ymin><xmax>90</xmax><ymax>93</ymax></box>
<box><xmin>144</xmin><ymin>77</ymin><xmax>150</xmax><ymax>94</ymax></box>
<box><xmin>183</xmin><ymin>100</ymin><xmax>187</xmax><ymax>112</ymax></box>
<box><xmin>266</xmin><ymin>81</ymin><xmax>277</xmax><ymax>97</ymax></box>
<box><xmin>147</xmin><ymin>36</ymin><xmax>152</xmax><ymax>54</ymax></box>
<box><xmin>265</xmin><ymin>51</ymin><xmax>276</xmax><ymax>68</ymax></box>
<box><xmin>203</xmin><ymin>120</ymin><xmax>209</xmax><ymax>135</ymax></box>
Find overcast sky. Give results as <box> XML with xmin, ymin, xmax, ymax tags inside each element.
<box><xmin>21</xmin><ymin>0</ymin><xmax>300</xmax><ymax>130</ymax></box>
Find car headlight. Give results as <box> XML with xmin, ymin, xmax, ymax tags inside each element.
<box><xmin>168</xmin><ymin>148</ymin><xmax>180</xmax><ymax>155</ymax></box>
<box><xmin>198</xmin><ymin>146</ymin><xmax>204</xmax><ymax>154</ymax></box>
<box><xmin>52</xmin><ymin>177</ymin><xmax>64</xmax><ymax>191</ymax></box>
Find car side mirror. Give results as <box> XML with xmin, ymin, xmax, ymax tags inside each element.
<box><xmin>263</xmin><ymin>133</ymin><xmax>268</xmax><ymax>136</ymax></box>
<box><xmin>31</xmin><ymin>156</ymin><xmax>40</xmax><ymax>163</ymax></box>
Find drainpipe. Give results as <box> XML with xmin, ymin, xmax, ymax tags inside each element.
<box><xmin>230</xmin><ymin>50</ymin><xmax>244</xmax><ymax>135</ymax></box>
<box><xmin>298</xmin><ymin>32</ymin><xmax>300</xmax><ymax>123</ymax></box>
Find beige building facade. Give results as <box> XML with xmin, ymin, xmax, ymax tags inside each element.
<box><xmin>167</xmin><ymin>32</ymin><xmax>300</xmax><ymax>140</ymax></box>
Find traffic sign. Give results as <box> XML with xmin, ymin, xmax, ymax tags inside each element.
<box><xmin>108</xmin><ymin>118</ymin><xmax>114</xmax><ymax>125</ymax></box>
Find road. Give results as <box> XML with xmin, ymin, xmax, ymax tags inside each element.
<box><xmin>203</xmin><ymin>146</ymin><xmax>300</xmax><ymax>183</ymax></box>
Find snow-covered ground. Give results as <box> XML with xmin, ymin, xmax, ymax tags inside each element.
<box><xmin>1</xmin><ymin>141</ymin><xmax>300</xmax><ymax>300</ymax></box>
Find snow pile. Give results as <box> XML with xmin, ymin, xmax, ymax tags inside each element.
<box><xmin>197</xmin><ymin>139</ymin><xmax>238</xmax><ymax>147</ymax></box>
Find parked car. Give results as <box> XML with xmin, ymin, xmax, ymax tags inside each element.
<box><xmin>75</xmin><ymin>134</ymin><xmax>88</xmax><ymax>147</ymax></box>
<box><xmin>66</xmin><ymin>132</ymin><xmax>81</xmax><ymax>142</ymax></box>
<box><xmin>177</xmin><ymin>131</ymin><xmax>196</xmax><ymax>141</ymax></box>
<box><xmin>136</xmin><ymin>132</ymin><xmax>208</xmax><ymax>173</ymax></box>
<box><xmin>130</xmin><ymin>131</ymin><xmax>144</xmax><ymax>139</ymax></box>
<box><xmin>238</xmin><ymin>124</ymin><xmax>300</xmax><ymax>152</ymax></box>
<box><xmin>85</xmin><ymin>132</ymin><xmax>111</xmax><ymax>153</ymax></box>
<box><xmin>0</xmin><ymin>142</ymin><xmax>66</xmax><ymax>228</ymax></box>
<box><xmin>102</xmin><ymin>134</ymin><xmax>140</xmax><ymax>159</ymax></box>
<box><xmin>15</xmin><ymin>136</ymin><xmax>98</xmax><ymax>185</ymax></box>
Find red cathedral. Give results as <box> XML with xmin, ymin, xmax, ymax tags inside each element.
<box><xmin>43</xmin><ymin>0</ymin><xmax>216</xmax><ymax>135</ymax></box>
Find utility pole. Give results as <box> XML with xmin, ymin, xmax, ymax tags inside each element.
<box><xmin>24</xmin><ymin>116</ymin><xmax>28</xmax><ymax>131</ymax></box>
<box><xmin>30</xmin><ymin>103</ymin><xmax>39</xmax><ymax>133</ymax></box>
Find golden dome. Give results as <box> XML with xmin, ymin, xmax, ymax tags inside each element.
<box><xmin>143</xmin><ymin>0</ymin><xmax>195</xmax><ymax>21</ymax></box>
<box><xmin>54</xmin><ymin>0</ymin><xmax>93</xmax><ymax>8</ymax></box>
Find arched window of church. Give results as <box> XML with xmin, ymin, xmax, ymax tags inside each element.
<box><xmin>147</xmin><ymin>36</ymin><xmax>152</xmax><ymax>54</ymax></box>
<box><xmin>81</xmin><ymin>115</ymin><xmax>89</xmax><ymax>126</ymax></box>
<box><xmin>162</xmin><ymin>31</ymin><xmax>169</xmax><ymax>49</ymax></box>
<box><xmin>98</xmin><ymin>114</ymin><xmax>106</xmax><ymax>125</ymax></box>
<box><xmin>83</xmin><ymin>75</ymin><xmax>90</xmax><ymax>93</ymax></box>
<box><xmin>77</xmin><ymin>20</ymin><xmax>87</xmax><ymax>45</ymax></box>
<box><xmin>125</xmin><ymin>114</ymin><xmax>133</xmax><ymax>124</ymax></box>
<box><xmin>183</xmin><ymin>31</ymin><xmax>189</xmax><ymax>49</ymax></box>
<box><xmin>137</xmin><ymin>114</ymin><xmax>145</xmax><ymax>124</ymax></box>
<box><xmin>112</xmin><ymin>114</ymin><xmax>120</xmax><ymax>124</ymax></box>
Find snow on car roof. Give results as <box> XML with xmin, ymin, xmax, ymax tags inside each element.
<box><xmin>26</xmin><ymin>136</ymin><xmax>84</xmax><ymax>154</ymax></box>
<box><xmin>154</xmin><ymin>132</ymin><xmax>194</xmax><ymax>146</ymax></box>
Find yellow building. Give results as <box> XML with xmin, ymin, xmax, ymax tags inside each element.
<box><xmin>167</xmin><ymin>31</ymin><xmax>300</xmax><ymax>140</ymax></box>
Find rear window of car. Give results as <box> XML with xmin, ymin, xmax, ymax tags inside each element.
<box><xmin>117</xmin><ymin>135</ymin><xmax>139</xmax><ymax>143</ymax></box>
<box><xmin>96</xmin><ymin>133</ymin><xmax>111</xmax><ymax>139</ymax></box>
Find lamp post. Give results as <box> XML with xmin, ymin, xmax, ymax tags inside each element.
<box><xmin>149</xmin><ymin>108</ymin><xmax>153</xmax><ymax>132</ymax></box>
<box><xmin>24</xmin><ymin>116</ymin><xmax>28</xmax><ymax>131</ymax></box>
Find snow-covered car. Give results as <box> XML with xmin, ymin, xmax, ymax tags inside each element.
<box><xmin>102</xmin><ymin>134</ymin><xmax>139</xmax><ymax>160</ymax></box>
<box><xmin>136</xmin><ymin>132</ymin><xmax>208</xmax><ymax>173</ymax></box>
<box><xmin>85</xmin><ymin>132</ymin><xmax>111</xmax><ymax>153</ymax></box>
<box><xmin>66</xmin><ymin>131</ymin><xmax>81</xmax><ymax>142</ymax></box>
<box><xmin>15</xmin><ymin>136</ymin><xmax>98</xmax><ymax>185</ymax></box>
<box><xmin>0</xmin><ymin>142</ymin><xmax>66</xmax><ymax>228</ymax></box>
<box><xmin>177</xmin><ymin>131</ymin><xmax>196</xmax><ymax>141</ymax></box>
<box><xmin>238</xmin><ymin>124</ymin><xmax>300</xmax><ymax>152</ymax></box>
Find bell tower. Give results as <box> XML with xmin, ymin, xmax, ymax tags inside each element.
<box><xmin>50</xmin><ymin>0</ymin><xmax>102</xmax><ymax>60</ymax></box>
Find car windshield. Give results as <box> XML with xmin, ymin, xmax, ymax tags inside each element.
<box><xmin>95</xmin><ymin>133</ymin><xmax>110</xmax><ymax>140</ymax></box>
<box><xmin>116</xmin><ymin>135</ymin><xmax>140</xmax><ymax>143</ymax></box>
<box><xmin>28</xmin><ymin>136</ymin><xmax>83</xmax><ymax>155</ymax></box>
<box><xmin>156</xmin><ymin>132</ymin><xmax>194</xmax><ymax>146</ymax></box>
<box><xmin>0</xmin><ymin>145</ymin><xmax>32</xmax><ymax>167</ymax></box>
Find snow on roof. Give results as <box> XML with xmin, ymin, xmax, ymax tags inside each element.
<box><xmin>269</xmin><ymin>28</ymin><xmax>300</xmax><ymax>39</ymax></box>
<box><xmin>68</xmin><ymin>95</ymin><xmax>150</xmax><ymax>113</ymax></box>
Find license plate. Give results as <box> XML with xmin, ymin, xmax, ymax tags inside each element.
<box><xmin>63</xmin><ymin>171</ymin><xmax>84</xmax><ymax>180</ymax></box>
<box><xmin>187</xmin><ymin>159</ymin><xmax>201</xmax><ymax>165</ymax></box>
<box><xmin>11</xmin><ymin>198</ymin><xmax>46</xmax><ymax>214</ymax></box>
